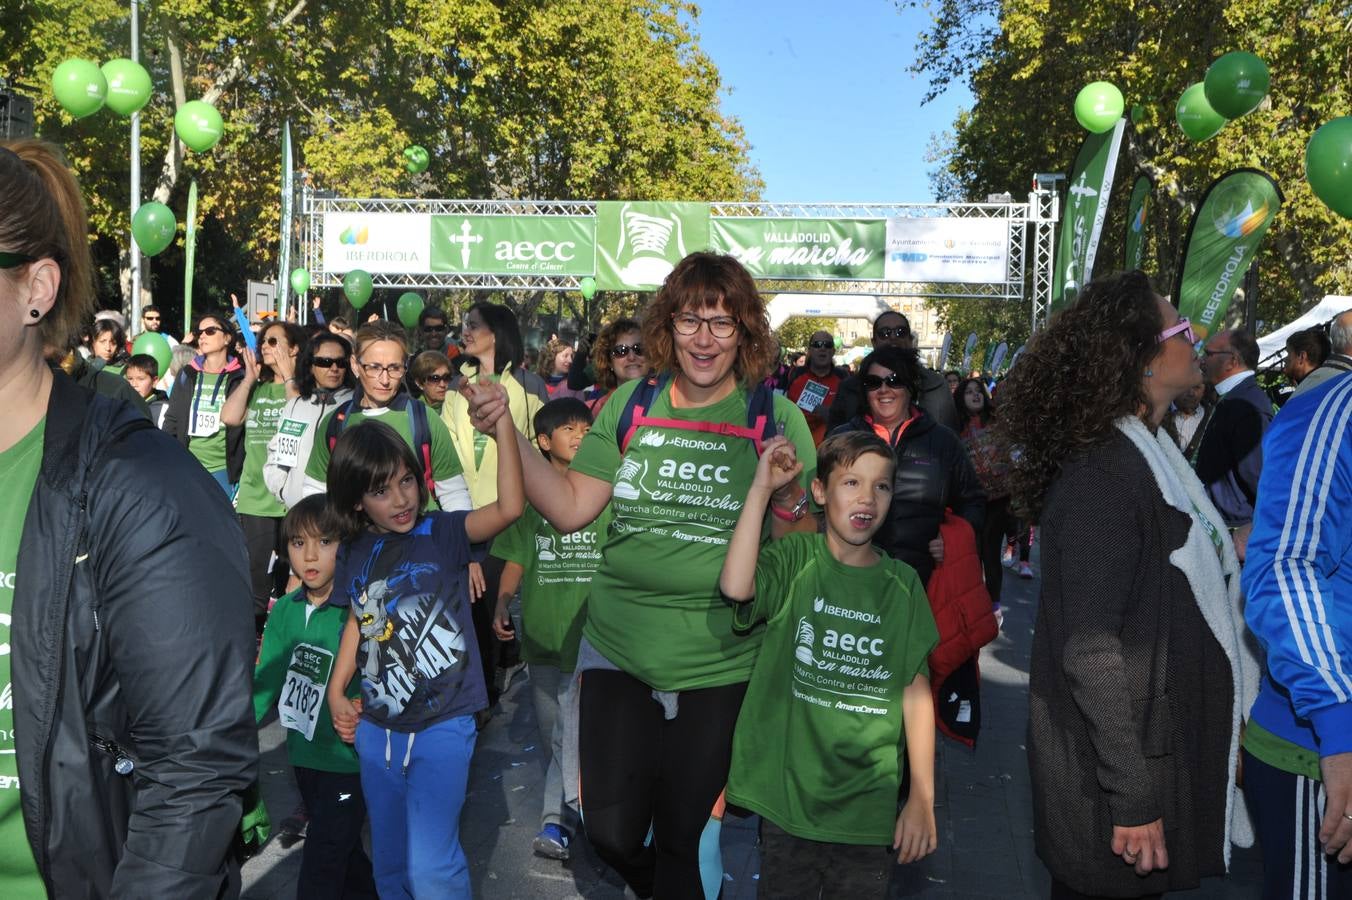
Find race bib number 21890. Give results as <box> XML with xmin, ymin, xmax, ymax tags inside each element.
<box><xmin>278</xmin><ymin>643</ymin><xmax>334</xmax><ymax>742</ymax></box>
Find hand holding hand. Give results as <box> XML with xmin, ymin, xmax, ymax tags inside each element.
<box><xmin>893</xmin><ymin>800</ymin><xmax>937</xmax><ymax>864</ymax></box>
<box><xmin>463</xmin><ymin>379</ymin><xmax>509</xmax><ymax>434</ymax></box>
<box><xmin>1111</xmin><ymin>819</ymin><xmax>1169</xmax><ymax>876</ymax></box>
<box><xmin>330</xmin><ymin>696</ymin><xmax>361</xmax><ymax>744</ymax></box>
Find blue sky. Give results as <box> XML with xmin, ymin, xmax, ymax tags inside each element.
<box><xmin>693</xmin><ymin>0</ymin><xmax>973</xmax><ymax>203</ymax></box>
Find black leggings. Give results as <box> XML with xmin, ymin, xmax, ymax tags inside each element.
<box><xmin>239</xmin><ymin>513</ymin><xmax>288</xmax><ymax>628</ymax></box>
<box><xmin>578</xmin><ymin>669</ymin><xmax>747</xmax><ymax>900</ymax></box>
<box><xmin>977</xmin><ymin>496</ymin><xmax>1020</xmax><ymax>604</ymax></box>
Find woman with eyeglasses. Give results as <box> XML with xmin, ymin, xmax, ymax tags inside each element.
<box><xmin>303</xmin><ymin>320</ymin><xmax>469</xmax><ymax>511</ymax></box>
<box><xmin>997</xmin><ymin>271</ymin><xmax>1258</xmax><ymax>898</ymax></box>
<box><xmin>218</xmin><ymin>320</ymin><xmax>307</xmax><ymax>633</ymax></box>
<box><xmin>829</xmin><ymin>345</ymin><xmax>984</xmax><ymax>585</ymax></box>
<box><xmin>584</xmin><ymin>317</ymin><xmax>647</xmax><ymax>415</ymax></box>
<box><xmin>161</xmin><ymin>311</ymin><xmax>247</xmax><ymax>495</ymax></box>
<box><xmin>264</xmin><ymin>333</ymin><xmax>356</xmax><ymax>510</ymax></box>
<box><xmin>0</xmin><ymin>139</ymin><xmax>255</xmax><ymax>897</ymax></box>
<box><xmin>410</xmin><ymin>350</ymin><xmax>453</xmax><ymax>413</ymax></box>
<box><xmin>465</xmin><ymin>252</ymin><xmax>817</xmax><ymax>895</ymax></box>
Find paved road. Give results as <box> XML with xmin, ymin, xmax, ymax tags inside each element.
<box><xmin>243</xmin><ymin>558</ymin><xmax>1264</xmax><ymax>898</ymax></box>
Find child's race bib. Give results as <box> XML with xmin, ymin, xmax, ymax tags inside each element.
<box><xmin>273</xmin><ymin>418</ymin><xmax>308</xmax><ymax>468</ymax></box>
<box><xmin>189</xmin><ymin>407</ymin><xmax>221</xmax><ymax>438</ymax></box>
<box><xmin>795</xmin><ymin>380</ymin><xmax>830</xmax><ymax>413</ymax></box>
<box><xmin>278</xmin><ymin>642</ymin><xmax>333</xmax><ymax>742</ymax></box>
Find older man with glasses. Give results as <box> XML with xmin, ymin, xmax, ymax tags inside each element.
<box><xmin>827</xmin><ymin>310</ymin><xmax>960</xmax><ymax>433</ymax></box>
<box><xmin>1194</xmin><ymin>327</ymin><xmax>1273</xmax><ymax>561</ymax></box>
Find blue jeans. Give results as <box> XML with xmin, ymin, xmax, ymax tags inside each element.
<box><xmin>355</xmin><ymin>716</ymin><xmax>476</xmax><ymax>899</ymax></box>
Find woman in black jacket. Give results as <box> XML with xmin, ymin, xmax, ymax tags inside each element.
<box><xmin>997</xmin><ymin>271</ymin><xmax>1259</xmax><ymax>898</ymax></box>
<box><xmin>829</xmin><ymin>345</ymin><xmax>984</xmax><ymax>584</ymax></box>
<box><xmin>0</xmin><ymin>138</ymin><xmax>256</xmax><ymax>898</ymax></box>
<box><xmin>160</xmin><ymin>310</ymin><xmax>247</xmax><ymax>494</ymax></box>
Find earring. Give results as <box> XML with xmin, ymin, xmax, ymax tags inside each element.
<box><xmin>28</xmin><ymin>309</ymin><xmax>40</xmax><ymax>319</ymax></box>
<box><xmin>1144</xmin><ymin>368</ymin><xmax>1153</xmax><ymax>377</ymax></box>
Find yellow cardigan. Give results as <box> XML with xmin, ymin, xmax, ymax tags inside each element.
<box><xmin>442</xmin><ymin>368</ymin><xmax>542</xmax><ymax>508</ymax></box>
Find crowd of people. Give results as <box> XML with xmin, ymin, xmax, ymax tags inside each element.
<box><xmin>3</xmin><ymin>136</ymin><xmax>1352</xmax><ymax>900</ymax></box>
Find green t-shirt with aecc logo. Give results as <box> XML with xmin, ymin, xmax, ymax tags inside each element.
<box><xmin>725</xmin><ymin>533</ymin><xmax>939</xmax><ymax>845</ymax></box>
<box><xmin>234</xmin><ymin>382</ymin><xmax>290</xmax><ymax>516</ymax></box>
<box><xmin>0</xmin><ymin>420</ymin><xmax>48</xmax><ymax>898</ymax></box>
<box><xmin>304</xmin><ymin>403</ymin><xmax>463</xmax><ymax>511</ymax></box>
<box><xmin>187</xmin><ymin>371</ymin><xmax>230</xmax><ymax>475</ymax></box>
<box><xmin>569</xmin><ymin>377</ymin><xmax>817</xmax><ymax>691</ymax></box>
<box><xmin>492</xmin><ymin>502</ymin><xmax>612</xmax><ymax>673</ymax></box>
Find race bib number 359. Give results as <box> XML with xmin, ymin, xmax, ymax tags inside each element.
<box><xmin>278</xmin><ymin>642</ymin><xmax>334</xmax><ymax>742</ymax></box>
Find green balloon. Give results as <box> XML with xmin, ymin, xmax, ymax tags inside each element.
<box><xmin>1073</xmin><ymin>81</ymin><xmax>1123</xmax><ymax>133</ymax></box>
<box><xmin>132</xmin><ymin>331</ymin><xmax>173</xmax><ymax>377</ymax></box>
<box><xmin>1306</xmin><ymin>117</ymin><xmax>1352</xmax><ymax>219</ymax></box>
<box><xmin>396</xmin><ymin>292</ymin><xmax>424</xmax><ymax>328</ymax></box>
<box><xmin>51</xmin><ymin>58</ymin><xmax>106</xmax><ymax>118</ymax></box>
<box><xmin>343</xmin><ymin>270</ymin><xmax>374</xmax><ymax>308</ymax></box>
<box><xmin>174</xmin><ymin>100</ymin><xmax>224</xmax><ymax>153</ymax></box>
<box><xmin>131</xmin><ymin>202</ymin><xmax>176</xmax><ymax>256</ymax></box>
<box><xmin>1175</xmin><ymin>83</ymin><xmax>1228</xmax><ymax>142</ymax></box>
<box><xmin>403</xmin><ymin>145</ymin><xmax>429</xmax><ymax>174</ymax></box>
<box><xmin>1204</xmin><ymin>51</ymin><xmax>1270</xmax><ymax>120</ymax></box>
<box><xmin>289</xmin><ymin>267</ymin><xmax>311</xmax><ymax>296</ymax></box>
<box><xmin>579</xmin><ymin>276</ymin><xmax>598</xmax><ymax>300</ymax></box>
<box><xmin>101</xmin><ymin>58</ymin><xmax>152</xmax><ymax>116</ymax></box>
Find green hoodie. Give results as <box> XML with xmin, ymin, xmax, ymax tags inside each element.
<box><xmin>253</xmin><ymin>589</ymin><xmax>360</xmax><ymax>773</ymax></box>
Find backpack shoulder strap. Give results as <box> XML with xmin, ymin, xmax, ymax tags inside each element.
<box><xmin>745</xmin><ymin>382</ymin><xmax>778</xmax><ymax>453</ymax></box>
<box><xmin>403</xmin><ymin>395</ymin><xmax>436</xmax><ymax>494</ymax></box>
<box><xmin>617</xmin><ymin>374</ymin><xmax>669</xmax><ymax>454</ymax></box>
<box><xmin>325</xmin><ymin>396</ymin><xmax>359</xmax><ymax>451</ymax></box>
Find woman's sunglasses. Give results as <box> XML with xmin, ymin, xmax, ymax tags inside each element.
<box><xmin>808</xmin><ymin>340</ymin><xmax>834</xmax><ymax>350</ymax></box>
<box><xmin>198</xmin><ymin>325</ymin><xmax>227</xmax><ymax>337</ymax></box>
<box><xmin>421</xmin><ymin>373</ymin><xmax>452</xmax><ymax>385</ymax></box>
<box><xmin>310</xmin><ymin>355</ymin><xmax>349</xmax><ymax>369</ymax></box>
<box><xmin>611</xmin><ymin>343</ymin><xmax>643</xmax><ymax>358</ymax></box>
<box><xmin>1157</xmin><ymin>317</ymin><xmax>1197</xmax><ymax>345</ymax></box>
<box><xmin>862</xmin><ymin>372</ymin><xmax>907</xmax><ymax>392</ymax></box>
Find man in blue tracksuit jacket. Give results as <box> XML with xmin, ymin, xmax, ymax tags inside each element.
<box><xmin>1242</xmin><ymin>371</ymin><xmax>1352</xmax><ymax>898</ymax></box>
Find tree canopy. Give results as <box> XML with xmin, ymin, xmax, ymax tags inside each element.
<box><xmin>1</xmin><ymin>0</ymin><xmax>761</xmax><ymax>329</ymax></box>
<box><xmin>905</xmin><ymin>0</ymin><xmax>1352</xmax><ymax>349</ymax></box>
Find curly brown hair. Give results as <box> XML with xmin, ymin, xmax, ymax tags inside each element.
<box><xmin>993</xmin><ymin>270</ymin><xmax>1164</xmax><ymax>521</ymax></box>
<box><xmin>536</xmin><ymin>337</ymin><xmax>572</xmax><ymax>377</ymax></box>
<box><xmin>639</xmin><ymin>252</ymin><xmax>776</xmax><ymax>385</ymax></box>
<box><xmin>591</xmin><ymin>317</ymin><xmax>643</xmax><ymax>392</ymax></box>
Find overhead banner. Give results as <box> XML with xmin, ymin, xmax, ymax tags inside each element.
<box><xmin>710</xmin><ymin>217</ymin><xmax>885</xmax><ymax>280</ymax></box>
<box><xmin>1052</xmin><ymin>118</ymin><xmax>1126</xmax><ymax>311</ymax></box>
<box><xmin>323</xmin><ymin>212</ymin><xmax>432</xmax><ymax>274</ymax></box>
<box><xmin>595</xmin><ymin>201</ymin><xmax>710</xmax><ymax>291</ymax></box>
<box><xmin>884</xmin><ymin>217</ymin><xmax>1009</xmax><ymax>283</ymax></box>
<box><xmin>1123</xmin><ymin>175</ymin><xmax>1152</xmax><ymax>272</ymax></box>
<box><xmin>1174</xmin><ymin>168</ymin><xmax>1283</xmax><ymax>340</ymax></box>
<box><xmin>429</xmin><ymin>215</ymin><xmax>596</xmax><ymax>276</ymax></box>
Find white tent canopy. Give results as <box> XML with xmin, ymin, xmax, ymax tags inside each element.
<box><xmin>1257</xmin><ymin>295</ymin><xmax>1352</xmax><ymax>361</ymax></box>
<box><xmin>765</xmin><ymin>293</ymin><xmax>894</xmax><ymax>331</ymax></box>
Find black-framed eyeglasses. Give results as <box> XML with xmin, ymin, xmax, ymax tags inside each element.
<box><xmin>862</xmin><ymin>372</ymin><xmax>907</xmax><ymax>392</ymax></box>
<box><xmin>0</xmin><ymin>251</ymin><xmax>35</xmax><ymax>269</ymax></box>
<box><xmin>421</xmin><ymin>373</ymin><xmax>452</xmax><ymax>385</ymax></box>
<box><xmin>311</xmin><ymin>355</ymin><xmax>348</xmax><ymax>369</ymax></box>
<box><xmin>808</xmin><ymin>340</ymin><xmax>833</xmax><ymax>350</ymax></box>
<box><xmin>874</xmin><ymin>326</ymin><xmax>910</xmax><ymax>340</ymax></box>
<box><xmin>671</xmin><ymin>313</ymin><xmax>738</xmax><ymax>339</ymax></box>
<box><xmin>611</xmin><ymin>343</ymin><xmax>643</xmax><ymax>358</ymax></box>
<box><xmin>359</xmin><ymin>360</ymin><xmax>406</xmax><ymax>378</ymax></box>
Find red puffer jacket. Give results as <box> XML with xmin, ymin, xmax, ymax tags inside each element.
<box><xmin>925</xmin><ymin>511</ymin><xmax>999</xmax><ymax>746</ymax></box>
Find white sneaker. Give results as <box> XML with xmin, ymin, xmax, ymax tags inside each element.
<box><xmin>1001</xmin><ymin>547</ymin><xmax>1017</xmax><ymax>568</ymax></box>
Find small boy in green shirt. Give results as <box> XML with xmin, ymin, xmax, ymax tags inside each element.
<box><xmin>253</xmin><ymin>495</ymin><xmax>376</xmax><ymax>897</ymax></box>
<box><xmin>491</xmin><ymin>397</ymin><xmax>611</xmax><ymax>863</ymax></box>
<box><xmin>720</xmin><ymin>431</ymin><xmax>940</xmax><ymax>898</ymax></box>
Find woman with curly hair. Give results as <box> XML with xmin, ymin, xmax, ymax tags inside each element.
<box><xmin>998</xmin><ymin>271</ymin><xmax>1259</xmax><ymax>898</ymax></box>
<box><xmin>585</xmin><ymin>316</ymin><xmax>647</xmax><ymax>414</ymax></box>
<box><xmin>467</xmin><ymin>251</ymin><xmax>817</xmax><ymax>895</ymax></box>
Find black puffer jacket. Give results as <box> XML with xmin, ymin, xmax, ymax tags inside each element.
<box><xmin>830</xmin><ymin>409</ymin><xmax>985</xmax><ymax>582</ymax></box>
<box><xmin>160</xmin><ymin>358</ymin><xmax>247</xmax><ymax>483</ymax></box>
<box><xmin>15</xmin><ymin>372</ymin><xmax>257</xmax><ymax>897</ymax></box>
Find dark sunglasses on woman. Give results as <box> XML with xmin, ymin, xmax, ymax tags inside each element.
<box><xmin>611</xmin><ymin>344</ymin><xmax>643</xmax><ymax>358</ymax></box>
<box><xmin>310</xmin><ymin>355</ymin><xmax>348</xmax><ymax>369</ymax></box>
<box><xmin>862</xmin><ymin>372</ymin><xmax>906</xmax><ymax>391</ymax></box>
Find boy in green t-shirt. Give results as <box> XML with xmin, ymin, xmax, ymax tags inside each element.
<box><xmin>253</xmin><ymin>495</ymin><xmax>376</xmax><ymax>896</ymax></box>
<box><xmin>720</xmin><ymin>431</ymin><xmax>940</xmax><ymax>898</ymax></box>
<box><xmin>491</xmin><ymin>398</ymin><xmax>609</xmax><ymax>863</ymax></box>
